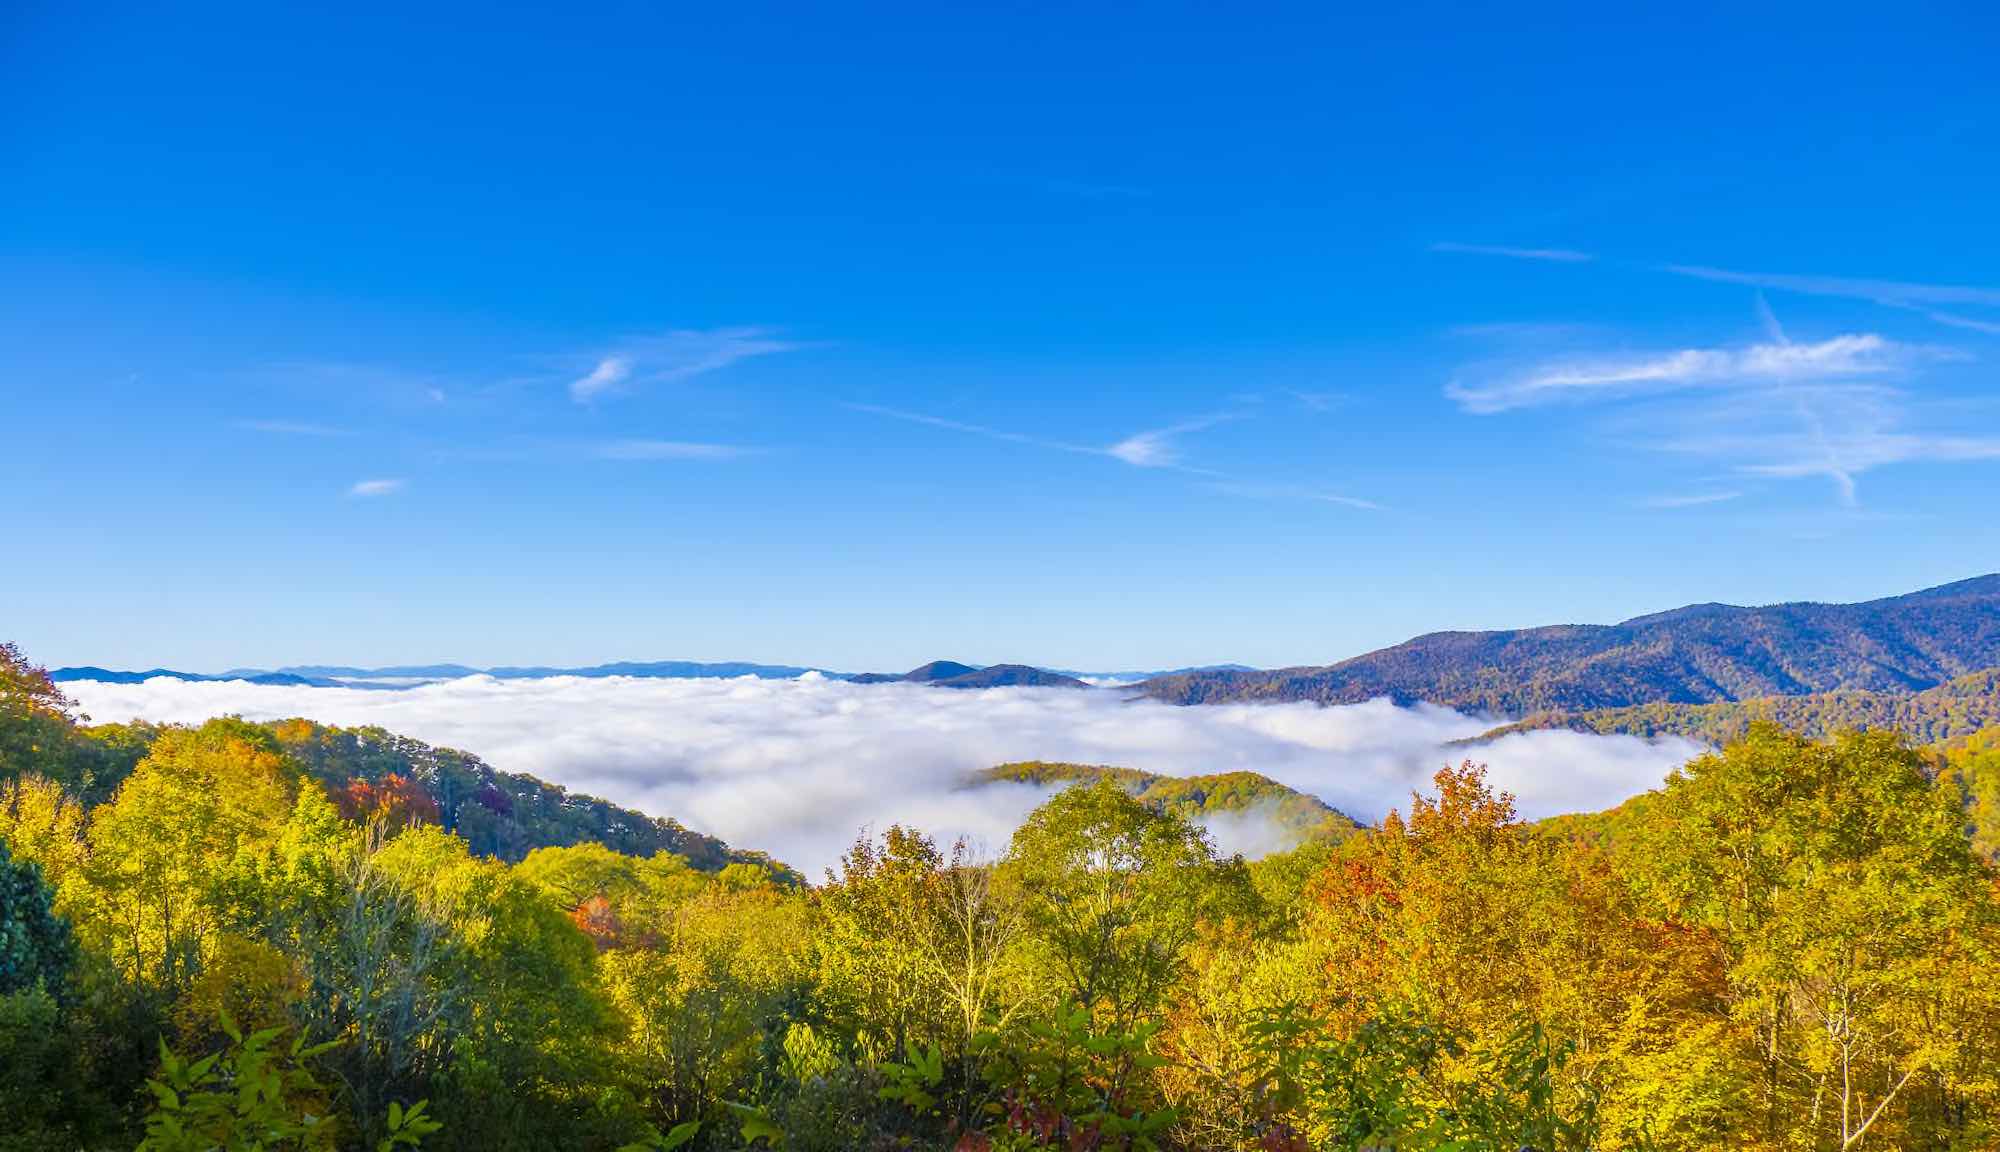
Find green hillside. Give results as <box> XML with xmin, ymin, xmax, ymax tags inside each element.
<box><xmin>974</xmin><ymin>760</ymin><xmax>1362</xmax><ymax>843</ymax></box>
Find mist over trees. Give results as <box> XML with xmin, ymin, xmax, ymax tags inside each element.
<box><xmin>4</xmin><ymin>639</ymin><xmax>2000</xmax><ymax>1150</ymax></box>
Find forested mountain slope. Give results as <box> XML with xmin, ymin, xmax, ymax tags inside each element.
<box><xmin>1476</xmin><ymin>668</ymin><xmax>2000</xmax><ymax>747</ymax></box>
<box><xmin>4</xmin><ymin>646</ymin><xmax>785</xmax><ymax>878</ymax></box>
<box><xmin>262</xmin><ymin>719</ymin><xmax>789</xmax><ymax>875</ymax></box>
<box><xmin>1137</xmin><ymin>574</ymin><xmax>2000</xmax><ymax>714</ymax></box>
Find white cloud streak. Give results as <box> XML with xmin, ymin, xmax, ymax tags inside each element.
<box><xmin>1924</xmin><ymin>310</ymin><xmax>2000</xmax><ymax>335</ymax></box>
<box><xmin>1665</xmin><ymin>264</ymin><xmax>2000</xmax><ymax>310</ymax></box>
<box><xmin>592</xmin><ymin>440</ymin><xmax>760</xmax><ymax>461</ymax></box>
<box><xmin>1105</xmin><ymin>430</ymin><xmax>1178</xmax><ymax>467</ymax></box>
<box><xmin>1448</xmin><ymin>321</ymin><xmax>1997</xmax><ymax>504</ymax></box>
<box><xmin>846</xmin><ymin>403</ymin><xmax>1100</xmax><ymax>458</ymax></box>
<box><xmin>569</xmin><ymin>328</ymin><xmax>796</xmax><ymax>402</ymax></box>
<box><xmin>570</xmin><ymin>357</ymin><xmax>632</xmax><ymax>401</ymax></box>
<box><xmin>61</xmin><ymin>676</ymin><xmax>1700</xmax><ymax>876</ymax></box>
<box><xmin>851</xmin><ymin>404</ymin><xmax>1379</xmax><ymax>511</ymax></box>
<box><xmin>1447</xmin><ymin>334</ymin><xmax>1907</xmax><ymax>414</ymax></box>
<box><xmin>1640</xmin><ymin>491</ymin><xmax>1741</xmax><ymax>509</ymax></box>
<box><xmin>1203</xmin><ymin>480</ymin><xmax>1385</xmax><ymax>512</ymax></box>
<box><xmin>1431</xmin><ymin>241</ymin><xmax>1596</xmax><ymax>264</ymax></box>
<box><xmin>1653</xmin><ymin>382</ymin><xmax>2000</xmax><ymax>507</ymax></box>
<box><xmin>1665</xmin><ymin>264</ymin><xmax>2000</xmax><ymax>338</ymax></box>
<box><xmin>347</xmin><ymin>478</ymin><xmax>405</xmax><ymax>497</ymax></box>
<box><xmin>1105</xmin><ymin>414</ymin><xmax>1235</xmax><ymax>468</ymax></box>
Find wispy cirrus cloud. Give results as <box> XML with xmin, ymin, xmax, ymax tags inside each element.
<box><xmin>1923</xmin><ymin>311</ymin><xmax>2000</xmax><ymax>336</ymax></box>
<box><xmin>1105</xmin><ymin>414</ymin><xmax>1237</xmax><ymax>469</ymax></box>
<box><xmin>348</xmin><ymin>478</ymin><xmax>405</xmax><ymax>498</ymax></box>
<box><xmin>1639</xmin><ymin>491</ymin><xmax>1741</xmax><ymax>509</ymax></box>
<box><xmin>1665</xmin><ymin>264</ymin><xmax>2000</xmax><ymax>337</ymax></box>
<box><xmin>1665</xmin><ymin>264</ymin><xmax>2000</xmax><ymax>310</ymax></box>
<box><xmin>849</xmin><ymin>403</ymin><xmax>1379</xmax><ymax>511</ymax></box>
<box><xmin>1431</xmin><ymin>241</ymin><xmax>1596</xmax><ymax>264</ymax></box>
<box><xmin>851</xmin><ymin>403</ymin><xmax>1234</xmax><ymax>473</ymax></box>
<box><xmin>1450</xmin><ymin>310</ymin><xmax>1996</xmax><ymax>506</ymax></box>
<box><xmin>1435</xmin><ymin>253</ymin><xmax>2000</xmax><ymax>504</ymax></box>
<box><xmin>570</xmin><ymin>357</ymin><xmax>631</xmax><ymax>400</ymax></box>
<box><xmin>1446</xmin><ymin>333</ymin><xmax>1909</xmax><ymax>414</ymax></box>
<box><xmin>1204</xmin><ymin>480</ymin><xmax>1384</xmax><ymax>512</ymax></box>
<box><xmin>569</xmin><ymin>328</ymin><xmax>796</xmax><ymax>402</ymax></box>
<box><xmin>592</xmin><ymin>439</ymin><xmax>761</xmax><ymax>461</ymax></box>
<box><xmin>1658</xmin><ymin>383</ymin><xmax>2000</xmax><ymax>506</ymax></box>
<box><xmin>845</xmin><ymin>403</ymin><xmax>1101</xmax><ymax>459</ymax></box>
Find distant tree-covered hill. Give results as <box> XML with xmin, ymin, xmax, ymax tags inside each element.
<box><xmin>51</xmin><ymin>665</ymin><xmax>343</xmax><ymax>687</ymax></box>
<box><xmin>259</xmin><ymin>718</ymin><xmax>793</xmax><ymax>877</ymax></box>
<box><xmin>53</xmin><ymin>658</ymin><xmax>833</xmax><ymax>686</ymax></box>
<box><xmin>1137</xmin><ymin>574</ymin><xmax>2000</xmax><ymax>714</ymax></box>
<box><xmin>852</xmin><ymin>661</ymin><xmax>1092</xmax><ymax>689</ymax></box>
<box><xmin>972</xmin><ymin>760</ymin><xmax>1362</xmax><ymax>843</ymax></box>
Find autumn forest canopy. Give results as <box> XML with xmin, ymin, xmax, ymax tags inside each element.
<box><xmin>5</xmin><ymin>638</ymin><xmax>2000</xmax><ymax>1152</ymax></box>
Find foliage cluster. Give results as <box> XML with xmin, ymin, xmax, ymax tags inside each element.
<box><xmin>977</xmin><ymin>762</ymin><xmax>1362</xmax><ymax>844</ymax></box>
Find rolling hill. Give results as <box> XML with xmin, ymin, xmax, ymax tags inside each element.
<box><xmin>52</xmin><ymin>666</ymin><xmax>345</xmax><ymax>687</ymax></box>
<box><xmin>1136</xmin><ymin>574</ymin><xmax>2000</xmax><ymax>715</ymax></box>
<box><xmin>852</xmin><ymin>661</ymin><xmax>1092</xmax><ymax>689</ymax></box>
<box><xmin>971</xmin><ymin>761</ymin><xmax>1362</xmax><ymax>843</ymax></box>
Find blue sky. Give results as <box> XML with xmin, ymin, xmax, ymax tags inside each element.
<box><xmin>5</xmin><ymin>1</ymin><xmax>1998</xmax><ymax>673</ymax></box>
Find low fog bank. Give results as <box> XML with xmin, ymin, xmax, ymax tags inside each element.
<box><xmin>63</xmin><ymin>675</ymin><xmax>1703</xmax><ymax>874</ymax></box>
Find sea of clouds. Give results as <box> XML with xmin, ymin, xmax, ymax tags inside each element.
<box><xmin>61</xmin><ymin>675</ymin><xmax>1704</xmax><ymax>875</ymax></box>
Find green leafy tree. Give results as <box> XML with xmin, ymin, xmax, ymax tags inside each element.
<box><xmin>292</xmin><ymin>822</ymin><xmax>465</xmax><ymax>1148</ymax></box>
<box><xmin>0</xmin><ymin>835</ymin><xmax>75</xmax><ymax>996</ymax></box>
<box><xmin>1629</xmin><ymin>724</ymin><xmax>2000</xmax><ymax>1149</ymax></box>
<box><xmin>1000</xmin><ymin>783</ymin><xmax>1253</xmax><ymax>1031</ymax></box>
<box><xmin>515</xmin><ymin>841</ymin><xmax>706</xmax><ymax>947</ymax></box>
<box><xmin>79</xmin><ymin>721</ymin><xmax>299</xmax><ymax>994</ymax></box>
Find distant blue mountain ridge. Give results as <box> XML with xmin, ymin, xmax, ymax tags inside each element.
<box><xmin>49</xmin><ymin>575</ymin><xmax>2000</xmax><ymax>715</ymax></box>
<box><xmin>48</xmin><ymin>659</ymin><xmax>1249</xmax><ymax>690</ymax></box>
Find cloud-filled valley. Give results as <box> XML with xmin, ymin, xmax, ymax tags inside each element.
<box><xmin>62</xmin><ymin>675</ymin><xmax>1704</xmax><ymax>875</ymax></box>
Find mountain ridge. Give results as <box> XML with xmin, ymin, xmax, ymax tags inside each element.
<box><xmin>852</xmin><ymin>661</ymin><xmax>1092</xmax><ymax>689</ymax></box>
<box><xmin>1134</xmin><ymin>575</ymin><xmax>2000</xmax><ymax>715</ymax></box>
<box><xmin>1467</xmin><ymin>668</ymin><xmax>2000</xmax><ymax>748</ymax></box>
<box><xmin>53</xmin><ymin>658</ymin><xmax>1095</xmax><ymax>690</ymax></box>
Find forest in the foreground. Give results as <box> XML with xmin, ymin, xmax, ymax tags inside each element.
<box><xmin>4</xmin><ymin>642</ymin><xmax>2000</xmax><ymax>1151</ymax></box>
